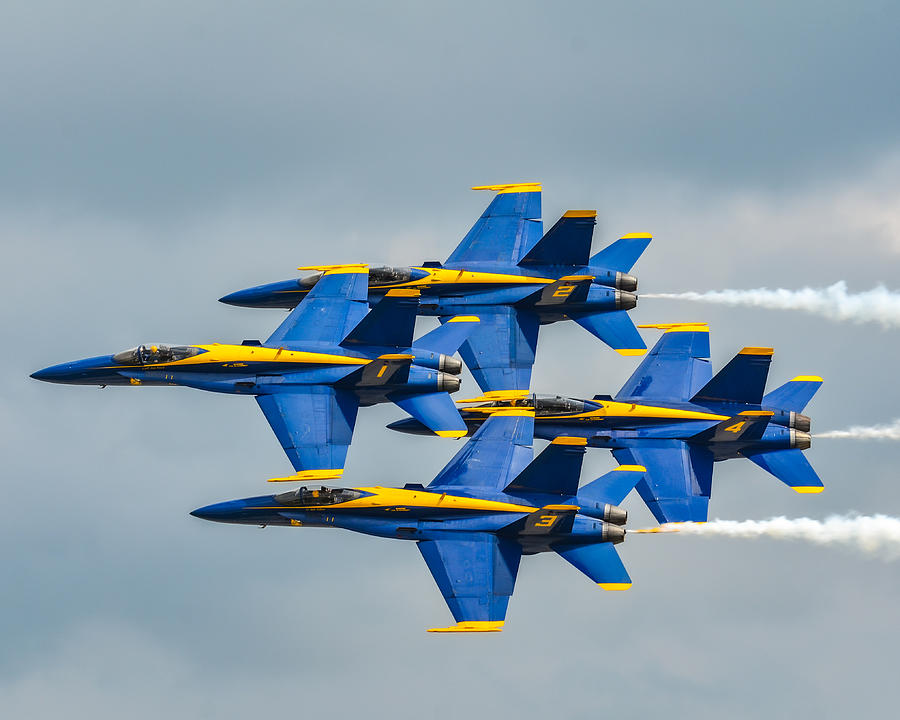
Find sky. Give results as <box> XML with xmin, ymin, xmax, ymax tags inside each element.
<box><xmin>3</xmin><ymin>1</ymin><xmax>900</xmax><ymax>717</ymax></box>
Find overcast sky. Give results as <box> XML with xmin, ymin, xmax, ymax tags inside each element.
<box><xmin>4</xmin><ymin>2</ymin><xmax>900</xmax><ymax>717</ymax></box>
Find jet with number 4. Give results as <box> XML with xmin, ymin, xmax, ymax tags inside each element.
<box><xmin>191</xmin><ymin>408</ymin><xmax>646</xmax><ymax>632</ymax></box>
<box><xmin>219</xmin><ymin>183</ymin><xmax>651</xmax><ymax>393</ymax></box>
<box><xmin>31</xmin><ymin>266</ymin><xmax>479</xmax><ymax>482</ymax></box>
<box><xmin>389</xmin><ymin>323</ymin><xmax>824</xmax><ymax>524</ymax></box>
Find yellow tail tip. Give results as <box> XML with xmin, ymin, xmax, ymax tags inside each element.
<box><xmin>793</xmin><ymin>486</ymin><xmax>824</xmax><ymax>494</ymax></box>
<box><xmin>428</xmin><ymin>621</ymin><xmax>504</xmax><ymax>633</ymax></box>
<box><xmin>791</xmin><ymin>375</ymin><xmax>824</xmax><ymax>383</ymax></box>
<box><xmin>598</xmin><ymin>583</ymin><xmax>632</xmax><ymax>591</ymax></box>
<box><xmin>471</xmin><ymin>182</ymin><xmax>541</xmax><ymax>194</ymax></box>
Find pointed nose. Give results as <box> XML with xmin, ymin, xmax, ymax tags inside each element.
<box><xmin>30</xmin><ymin>355</ymin><xmax>118</xmax><ymax>384</ymax></box>
<box><xmin>190</xmin><ymin>499</ymin><xmax>249</xmax><ymax>523</ymax></box>
<box><xmin>219</xmin><ymin>279</ymin><xmax>303</xmax><ymax>309</ymax></box>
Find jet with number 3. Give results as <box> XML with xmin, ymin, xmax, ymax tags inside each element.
<box><xmin>389</xmin><ymin>323</ymin><xmax>824</xmax><ymax>524</ymax></box>
<box><xmin>31</xmin><ymin>266</ymin><xmax>479</xmax><ymax>483</ymax></box>
<box><xmin>191</xmin><ymin>408</ymin><xmax>646</xmax><ymax>632</ymax></box>
<box><xmin>219</xmin><ymin>183</ymin><xmax>651</xmax><ymax>394</ymax></box>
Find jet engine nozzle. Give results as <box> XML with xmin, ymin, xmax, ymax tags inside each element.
<box><xmin>792</xmin><ymin>413</ymin><xmax>811</xmax><ymax>433</ymax></box>
<box><xmin>791</xmin><ymin>429</ymin><xmax>811</xmax><ymax>451</ymax></box>
<box><xmin>602</xmin><ymin>504</ymin><xmax>628</xmax><ymax>526</ymax></box>
<box><xmin>616</xmin><ymin>272</ymin><xmax>638</xmax><ymax>292</ymax></box>
<box><xmin>602</xmin><ymin>524</ymin><xmax>626</xmax><ymax>544</ymax></box>
<box><xmin>437</xmin><ymin>373</ymin><xmax>461</xmax><ymax>393</ymax></box>
<box><xmin>439</xmin><ymin>355</ymin><xmax>463</xmax><ymax>375</ymax></box>
<box><xmin>615</xmin><ymin>290</ymin><xmax>638</xmax><ymax>311</ymax></box>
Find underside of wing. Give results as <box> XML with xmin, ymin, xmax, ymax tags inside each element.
<box><xmin>615</xmin><ymin>324</ymin><xmax>712</xmax><ymax>403</ymax></box>
<box><xmin>256</xmin><ymin>387</ymin><xmax>360</xmax><ymax>480</ymax></box>
<box><xmin>612</xmin><ymin>441</ymin><xmax>713</xmax><ymax>523</ymax></box>
<box><xmin>445</xmin><ymin>184</ymin><xmax>542</xmax><ymax>266</ymax></box>
<box><xmin>450</xmin><ymin>306</ymin><xmax>539</xmax><ymax>393</ymax></box>
<box><xmin>266</xmin><ymin>267</ymin><xmax>369</xmax><ymax>348</ymax></box>
<box><xmin>419</xmin><ymin>534</ymin><xmax>523</xmax><ymax>632</ymax></box>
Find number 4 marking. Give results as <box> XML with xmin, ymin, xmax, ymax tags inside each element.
<box><xmin>724</xmin><ymin>421</ymin><xmax>746</xmax><ymax>433</ymax></box>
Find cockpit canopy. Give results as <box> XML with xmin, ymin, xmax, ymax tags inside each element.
<box><xmin>274</xmin><ymin>486</ymin><xmax>366</xmax><ymax>507</ymax></box>
<box><xmin>112</xmin><ymin>344</ymin><xmax>204</xmax><ymax>366</ymax></box>
<box><xmin>478</xmin><ymin>394</ymin><xmax>588</xmax><ymax>416</ymax></box>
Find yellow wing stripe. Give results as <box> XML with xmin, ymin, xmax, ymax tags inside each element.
<box><xmin>428</xmin><ymin>621</ymin><xmax>504</xmax><ymax>633</ymax></box>
<box><xmin>296</xmin><ymin>264</ymin><xmax>369</xmax><ymax>273</ymax></box>
<box><xmin>638</xmin><ymin>322</ymin><xmax>709</xmax><ymax>333</ymax></box>
<box><xmin>614</xmin><ymin>465</ymin><xmax>646</xmax><ymax>472</ymax></box>
<box><xmin>793</xmin><ymin>486</ymin><xmax>824</xmax><ymax>494</ymax></box>
<box><xmin>268</xmin><ymin>469</ymin><xmax>344</xmax><ymax>483</ymax></box>
<box><xmin>620</xmin><ymin>232</ymin><xmax>652</xmax><ymax>239</ymax></box>
<box><xmin>447</xmin><ymin>315</ymin><xmax>481</xmax><ymax>323</ymax></box>
<box><xmin>599</xmin><ymin>583</ymin><xmax>632</xmax><ymax>591</ymax></box>
<box><xmin>434</xmin><ymin>430</ymin><xmax>468</xmax><ymax>438</ymax></box>
<box><xmin>615</xmin><ymin>349</ymin><xmax>648</xmax><ymax>357</ymax></box>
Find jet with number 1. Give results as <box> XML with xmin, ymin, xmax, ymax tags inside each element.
<box><xmin>390</xmin><ymin>323</ymin><xmax>824</xmax><ymax>524</ymax></box>
<box><xmin>192</xmin><ymin>408</ymin><xmax>646</xmax><ymax>632</ymax></box>
<box><xmin>220</xmin><ymin>183</ymin><xmax>651</xmax><ymax>393</ymax></box>
<box><xmin>31</xmin><ymin>266</ymin><xmax>478</xmax><ymax>482</ymax></box>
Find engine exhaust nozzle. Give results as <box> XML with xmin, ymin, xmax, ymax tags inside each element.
<box><xmin>439</xmin><ymin>355</ymin><xmax>463</xmax><ymax>375</ymax></box>
<box><xmin>791</xmin><ymin>429</ymin><xmax>811</xmax><ymax>451</ymax></box>
<box><xmin>615</xmin><ymin>290</ymin><xmax>638</xmax><ymax>311</ymax></box>
<box><xmin>437</xmin><ymin>373</ymin><xmax>461</xmax><ymax>393</ymax></box>
<box><xmin>602</xmin><ymin>524</ymin><xmax>626</xmax><ymax>544</ymax></box>
<box><xmin>616</xmin><ymin>272</ymin><xmax>638</xmax><ymax>292</ymax></box>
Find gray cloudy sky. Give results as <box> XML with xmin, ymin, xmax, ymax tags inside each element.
<box><xmin>4</xmin><ymin>1</ymin><xmax>900</xmax><ymax>717</ymax></box>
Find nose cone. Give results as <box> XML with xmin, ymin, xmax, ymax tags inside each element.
<box><xmin>220</xmin><ymin>279</ymin><xmax>303</xmax><ymax>309</ymax></box>
<box><xmin>190</xmin><ymin>498</ymin><xmax>251</xmax><ymax>523</ymax></box>
<box><xmin>30</xmin><ymin>355</ymin><xmax>118</xmax><ymax>384</ymax></box>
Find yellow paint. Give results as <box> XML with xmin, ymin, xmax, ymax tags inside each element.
<box><xmin>551</xmin><ymin>436</ymin><xmax>587</xmax><ymax>446</ymax></box>
<box><xmin>290</xmin><ymin>519</ymin><xmax>303</xmax><ymax>526</ymax></box>
<box><xmin>738</xmin><ymin>410</ymin><xmax>775</xmax><ymax>416</ymax></box>
<box><xmin>435</xmin><ymin>430</ymin><xmax>468</xmax><ymax>438</ymax></box>
<box><xmin>487</xmin><ymin>408</ymin><xmax>534</xmax><ymax>417</ymax></box>
<box><xmin>615</xmin><ymin>349</ymin><xmax>648</xmax><ymax>356</ymax></box>
<box><xmin>533</xmin><ymin>515</ymin><xmax>558</xmax><ymax>528</ymax></box>
<box><xmin>793</xmin><ymin>486</ymin><xmax>824</xmax><ymax>494</ymax></box>
<box><xmin>541</xmin><ymin>504</ymin><xmax>579</xmax><ymax>511</ymax></box>
<box><xmin>598</xmin><ymin>583</ymin><xmax>632</xmax><ymax>591</ymax></box>
<box><xmin>129</xmin><ymin>377</ymin><xmax>141</xmax><ymax>385</ymax></box>
<box><xmin>739</xmin><ymin>346</ymin><xmax>774</xmax><ymax>356</ymax></box>
<box><xmin>376</xmin><ymin>365</ymin><xmax>388</xmax><ymax>378</ymax></box>
<box><xmin>552</xmin><ymin>285</ymin><xmax>576</xmax><ymax>298</ymax></box>
<box><xmin>268</xmin><ymin>469</ymin><xmax>344</xmax><ymax>483</ymax></box>
<box><xmin>447</xmin><ymin>315</ymin><xmax>481</xmax><ymax>323</ymax></box>
<box><xmin>619</xmin><ymin>232</ymin><xmax>652</xmax><ymax>239</ymax></box>
<box><xmin>377</xmin><ymin>353</ymin><xmax>415</xmax><ymax>360</ymax></box>
<box><xmin>296</xmin><ymin>264</ymin><xmax>369</xmax><ymax>273</ymax></box>
<box><xmin>384</xmin><ymin>288</ymin><xmax>420</xmax><ymax>297</ymax></box>
<box><xmin>111</xmin><ymin>344</ymin><xmax>370</xmax><ymax>371</ymax></box>
<box><xmin>558</xmin><ymin>274</ymin><xmax>594</xmax><ymax>282</ymax></box>
<box><xmin>562</xmin><ymin>210</ymin><xmax>597</xmax><ymax>218</ymax></box>
<box><xmin>614</xmin><ymin>464</ymin><xmax>646</xmax><ymax>472</ymax></box>
<box><xmin>472</xmin><ymin>182</ymin><xmax>541</xmax><ymax>193</ymax></box>
<box><xmin>456</xmin><ymin>390</ymin><xmax>530</xmax><ymax>403</ymax></box>
<box><xmin>792</xmin><ymin>375</ymin><xmax>824</xmax><ymax>382</ymax></box>
<box><xmin>428</xmin><ymin>621</ymin><xmax>504</xmax><ymax>632</ymax></box>
<box><xmin>412</xmin><ymin>267</ymin><xmax>553</xmax><ymax>288</ymax></box>
<box><xmin>543</xmin><ymin>401</ymin><xmax>728</xmax><ymax>423</ymax></box>
<box><xmin>723</xmin><ymin>421</ymin><xmax>746</xmax><ymax>433</ymax></box>
<box><xmin>638</xmin><ymin>323</ymin><xmax>709</xmax><ymax>333</ymax></box>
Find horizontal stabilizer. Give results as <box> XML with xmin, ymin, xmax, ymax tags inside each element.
<box><xmin>503</xmin><ymin>437</ymin><xmax>586</xmax><ymax>496</ymax></box>
<box><xmin>413</xmin><ymin>315</ymin><xmax>480</xmax><ymax>355</ymax></box>
<box><xmin>555</xmin><ymin>543</ymin><xmax>631</xmax><ymax>589</ymax></box>
<box><xmin>762</xmin><ymin>376</ymin><xmax>823</xmax><ymax>413</ymax></box>
<box><xmin>392</xmin><ymin>392</ymin><xmax>467</xmax><ymax>438</ymax></box>
<box><xmin>518</xmin><ymin>211</ymin><xmax>596</xmax><ymax>267</ymax></box>
<box><xmin>428</xmin><ymin>409</ymin><xmax>535</xmax><ymax>490</ymax></box>
<box><xmin>571</xmin><ymin>310</ymin><xmax>647</xmax><ymax>356</ymax></box>
<box><xmin>577</xmin><ymin>465</ymin><xmax>646</xmax><ymax>507</ymax></box>
<box><xmin>340</xmin><ymin>289</ymin><xmax>419</xmax><ymax>349</ymax></box>
<box><xmin>692</xmin><ymin>347</ymin><xmax>773</xmax><ymax>405</ymax></box>
<box><xmin>446</xmin><ymin>184</ymin><xmax>543</xmax><ymax>266</ymax></box>
<box><xmin>744</xmin><ymin>449</ymin><xmax>824</xmax><ymax>493</ymax></box>
<box><xmin>616</xmin><ymin>324</ymin><xmax>711</xmax><ymax>402</ymax></box>
<box><xmin>589</xmin><ymin>233</ymin><xmax>652</xmax><ymax>273</ymax></box>
<box><xmin>688</xmin><ymin>414</ymin><xmax>771</xmax><ymax>446</ymax></box>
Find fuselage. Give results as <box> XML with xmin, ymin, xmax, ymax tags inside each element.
<box><xmin>389</xmin><ymin>394</ymin><xmax>812</xmax><ymax>459</ymax></box>
<box><xmin>30</xmin><ymin>341</ymin><xmax>462</xmax><ymax>402</ymax></box>
<box><xmin>219</xmin><ymin>264</ymin><xmax>638</xmax><ymax>320</ymax></box>
<box><xmin>191</xmin><ymin>484</ymin><xmax>626</xmax><ymax>551</ymax></box>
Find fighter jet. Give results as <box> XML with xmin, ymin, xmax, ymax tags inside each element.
<box><xmin>219</xmin><ymin>183</ymin><xmax>651</xmax><ymax>393</ymax></box>
<box><xmin>31</xmin><ymin>265</ymin><xmax>478</xmax><ymax>482</ymax></box>
<box><xmin>388</xmin><ymin>323</ymin><xmax>823</xmax><ymax>524</ymax></box>
<box><xmin>191</xmin><ymin>408</ymin><xmax>645</xmax><ymax>632</ymax></box>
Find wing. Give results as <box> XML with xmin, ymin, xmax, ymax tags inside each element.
<box><xmin>419</xmin><ymin>534</ymin><xmax>523</xmax><ymax>632</ymax></box>
<box><xmin>428</xmin><ymin>409</ymin><xmax>534</xmax><ymax>490</ymax></box>
<box><xmin>450</xmin><ymin>306</ymin><xmax>539</xmax><ymax>393</ymax></box>
<box><xmin>266</xmin><ymin>266</ymin><xmax>369</xmax><ymax>348</ymax></box>
<box><xmin>612</xmin><ymin>441</ymin><xmax>714</xmax><ymax>523</ymax></box>
<box><xmin>256</xmin><ymin>388</ymin><xmax>360</xmax><ymax>481</ymax></box>
<box><xmin>615</xmin><ymin>324</ymin><xmax>712</xmax><ymax>403</ymax></box>
<box><xmin>445</xmin><ymin>184</ymin><xmax>543</xmax><ymax>266</ymax></box>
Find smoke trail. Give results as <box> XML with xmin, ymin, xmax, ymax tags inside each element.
<box><xmin>816</xmin><ymin>419</ymin><xmax>900</xmax><ymax>440</ymax></box>
<box><xmin>635</xmin><ymin>515</ymin><xmax>900</xmax><ymax>558</ymax></box>
<box><xmin>643</xmin><ymin>281</ymin><xmax>900</xmax><ymax>327</ymax></box>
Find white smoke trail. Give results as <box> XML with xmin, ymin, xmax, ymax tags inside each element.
<box><xmin>816</xmin><ymin>419</ymin><xmax>900</xmax><ymax>440</ymax></box>
<box><xmin>643</xmin><ymin>281</ymin><xmax>900</xmax><ymax>327</ymax></box>
<box><xmin>637</xmin><ymin>515</ymin><xmax>900</xmax><ymax>558</ymax></box>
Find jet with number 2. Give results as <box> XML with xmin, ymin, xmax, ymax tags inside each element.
<box><xmin>220</xmin><ymin>183</ymin><xmax>651</xmax><ymax>394</ymax></box>
<box><xmin>191</xmin><ymin>408</ymin><xmax>645</xmax><ymax>632</ymax></box>
<box><xmin>31</xmin><ymin>266</ymin><xmax>478</xmax><ymax>482</ymax></box>
<box><xmin>390</xmin><ymin>323</ymin><xmax>824</xmax><ymax>524</ymax></box>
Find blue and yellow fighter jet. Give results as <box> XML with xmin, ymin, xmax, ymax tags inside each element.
<box><xmin>389</xmin><ymin>323</ymin><xmax>824</xmax><ymax>524</ymax></box>
<box><xmin>31</xmin><ymin>266</ymin><xmax>479</xmax><ymax>482</ymax></box>
<box><xmin>219</xmin><ymin>183</ymin><xmax>651</xmax><ymax>393</ymax></box>
<box><xmin>191</xmin><ymin>408</ymin><xmax>646</xmax><ymax>632</ymax></box>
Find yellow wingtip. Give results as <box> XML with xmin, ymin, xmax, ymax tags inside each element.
<box><xmin>792</xmin><ymin>375</ymin><xmax>824</xmax><ymax>383</ymax></box>
<box><xmin>435</xmin><ymin>430</ymin><xmax>468</xmax><ymax>438</ymax></box>
<box><xmin>296</xmin><ymin>263</ymin><xmax>369</xmax><ymax>274</ymax></box>
<box><xmin>428</xmin><ymin>621</ymin><xmax>504</xmax><ymax>633</ymax></box>
<box><xmin>619</xmin><ymin>232</ymin><xmax>652</xmax><ymax>239</ymax></box>
<box><xmin>739</xmin><ymin>346</ymin><xmax>774</xmax><ymax>356</ymax></box>
<box><xmin>616</xmin><ymin>348</ymin><xmax>648</xmax><ymax>357</ymax></box>
<box><xmin>614</xmin><ymin>464</ymin><xmax>646</xmax><ymax>472</ymax></box>
<box><xmin>638</xmin><ymin>322</ymin><xmax>709</xmax><ymax>333</ymax></box>
<box><xmin>562</xmin><ymin>210</ymin><xmax>597</xmax><ymax>218</ymax></box>
<box><xmin>447</xmin><ymin>315</ymin><xmax>481</xmax><ymax>323</ymax></box>
<box><xmin>471</xmin><ymin>182</ymin><xmax>541</xmax><ymax>194</ymax></box>
<box><xmin>793</xmin><ymin>486</ymin><xmax>824</xmax><ymax>494</ymax></box>
<box><xmin>599</xmin><ymin>583</ymin><xmax>632</xmax><ymax>591</ymax></box>
<box><xmin>268</xmin><ymin>469</ymin><xmax>344</xmax><ymax>483</ymax></box>
<box><xmin>551</xmin><ymin>436</ymin><xmax>588</xmax><ymax>446</ymax></box>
